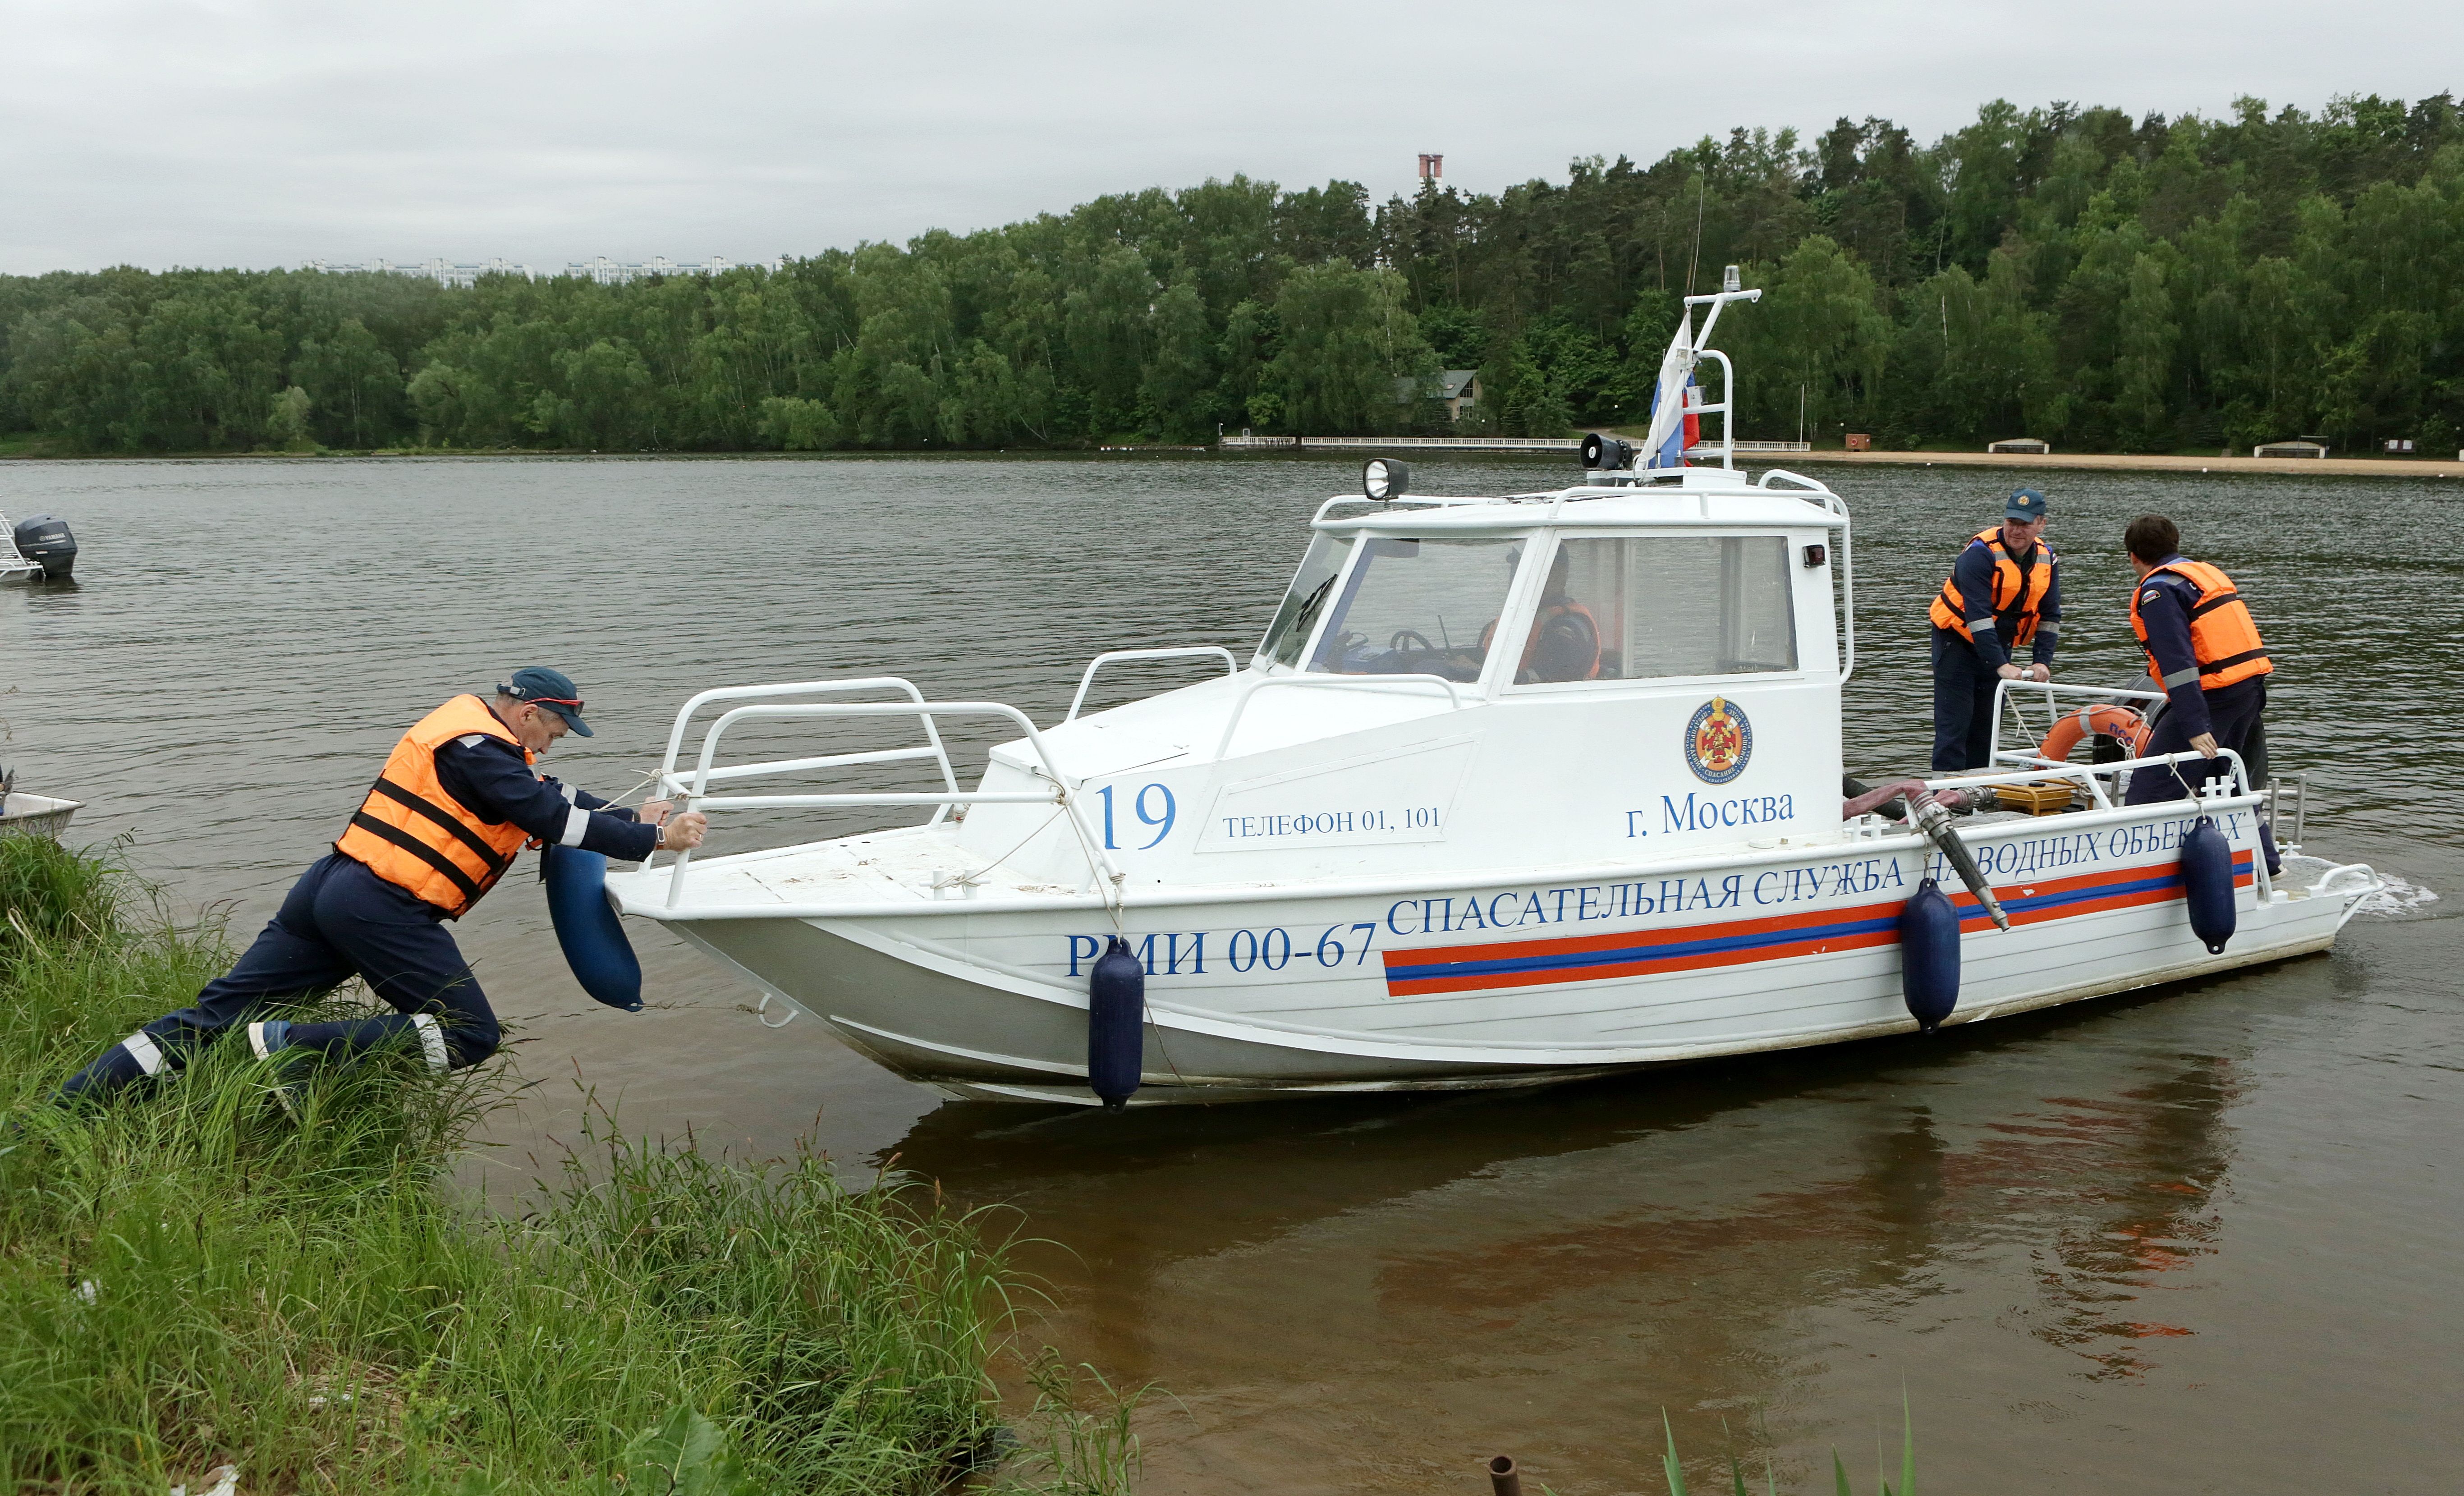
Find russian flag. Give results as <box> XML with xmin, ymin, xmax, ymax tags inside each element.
<box><xmin>1640</xmin><ymin>313</ymin><xmax>1699</xmax><ymax>469</ymax></box>
<box><xmin>1647</xmin><ymin>373</ymin><xmax>1699</xmax><ymax>468</ymax></box>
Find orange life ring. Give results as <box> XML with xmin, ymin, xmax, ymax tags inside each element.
<box><xmin>2038</xmin><ymin>703</ymin><xmax>2150</xmax><ymax>761</ymax></box>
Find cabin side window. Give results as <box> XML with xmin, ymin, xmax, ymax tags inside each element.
<box><xmin>1517</xmin><ymin>535</ymin><xmax>1799</xmax><ymax>684</ymax></box>
<box><xmin>1303</xmin><ymin>537</ymin><xmax>1521</xmax><ymax>682</ymax></box>
<box><xmin>1257</xmin><ymin>534</ymin><xmax>1353</xmax><ymax>669</ymax></box>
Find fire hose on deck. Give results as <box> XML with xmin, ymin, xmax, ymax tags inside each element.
<box><xmin>1842</xmin><ymin>776</ymin><xmax>2011</xmax><ymax>933</ymax></box>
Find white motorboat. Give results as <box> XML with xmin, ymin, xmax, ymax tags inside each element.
<box><xmin>0</xmin><ymin>790</ymin><xmax>83</xmax><ymax>839</ymax></box>
<box><xmin>0</xmin><ymin>511</ymin><xmax>42</xmax><ymax>583</ymax></box>
<box><xmin>608</xmin><ymin>277</ymin><xmax>2381</xmax><ymax>1105</ymax></box>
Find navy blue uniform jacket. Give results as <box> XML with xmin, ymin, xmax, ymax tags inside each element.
<box><xmin>1948</xmin><ymin>537</ymin><xmax>2062</xmax><ymax>670</ymax></box>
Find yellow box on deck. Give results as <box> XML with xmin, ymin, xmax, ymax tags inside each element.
<box><xmin>1995</xmin><ymin>781</ymin><xmax>2075</xmax><ymax>815</ymax></box>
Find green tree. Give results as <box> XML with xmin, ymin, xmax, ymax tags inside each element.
<box><xmin>1264</xmin><ymin>263</ymin><xmax>1432</xmax><ymax>435</ymax></box>
<box><xmin>293</xmin><ymin>317</ymin><xmax>403</xmax><ymax>448</ymax></box>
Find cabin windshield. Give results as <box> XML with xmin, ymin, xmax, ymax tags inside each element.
<box><xmin>1258</xmin><ymin>534</ymin><xmax>1352</xmax><ymax>669</ymax></box>
<box><xmin>1303</xmin><ymin>537</ymin><xmax>1521</xmax><ymax>681</ymax></box>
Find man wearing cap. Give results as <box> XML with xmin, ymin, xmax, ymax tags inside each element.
<box><xmin>52</xmin><ymin>670</ymin><xmax>707</xmax><ymax>1103</ymax></box>
<box><xmin>1926</xmin><ymin>488</ymin><xmax>2062</xmax><ymax>771</ymax></box>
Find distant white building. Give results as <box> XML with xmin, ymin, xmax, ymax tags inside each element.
<box><xmin>308</xmin><ymin>254</ymin><xmax>788</xmax><ymax>286</ymax></box>
<box><xmin>562</xmin><ymin>255</ymin><xmax>788</xmax><ymax>284</ymax></box>
<box><xmin>307</xmin><ymin>257</ymin><xmax>537</xmax><ymax>286</ymax></box>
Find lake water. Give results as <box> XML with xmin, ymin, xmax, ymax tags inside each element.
<box><xmin>3</xmin><ymin>454</ymin><xmax>2457</xmax><ymax>1493</ymax></box>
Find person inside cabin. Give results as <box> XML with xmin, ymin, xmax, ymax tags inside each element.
<box><xmin>1476</xmin><ymin>546</ymin><xmax>1600</xmax><ymax>684</ymax></box>
<box><xmin>2121</xmin><ymin>514</ymin><xmax>2272</xmax><ymax>805</ymax></box>
<box><xmin>1928</xmin><ymin>487</ymin><xmax>2061</xmax><ymax>771</ymax></box>
<box><xmin>47</xmin><ymin>669</ymin><xmax>710</xmax><ymax>1106</ymax></box>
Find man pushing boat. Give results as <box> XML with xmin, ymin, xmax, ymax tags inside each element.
<box><xmin>52</xmin><ymin>669</ymin><xmax>707</xmax><ymax>1102</ymax></box>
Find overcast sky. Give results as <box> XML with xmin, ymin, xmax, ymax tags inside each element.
<box><xmin>3</xmin><ymin>0</ymin><xmax>2457</xmax><ymax>275</ymax></box>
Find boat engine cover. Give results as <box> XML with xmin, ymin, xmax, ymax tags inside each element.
<box><xmin>12</xmin><ymin>515</ymin><xmax>75</xmax><ymax>579</ymax></box>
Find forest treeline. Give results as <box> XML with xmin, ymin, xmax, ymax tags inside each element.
<box><xmin>4</xmin><ymin>92</ymin><xmax>2461</xmax><ymax>457</ymax></box>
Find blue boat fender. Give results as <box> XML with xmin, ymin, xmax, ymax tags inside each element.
<box><xmin>2181</xmin><ymin>815</ymin><xmax>2237</xmax><ymax>955</ymax></box>
<box><xmin>1087</xmin><ymin>935</ymin><xmax>1146</xmax><ymax>1109</ymax></box>
<box><xmin>1898</xmin><ymin>877</ymin><xmax>1960</xmax><ymax>1033</ymax></box>
<box><xmin>542</xmin><ymin>844</ymin><xmax>644</xmax><ymax>1012</ymax></box>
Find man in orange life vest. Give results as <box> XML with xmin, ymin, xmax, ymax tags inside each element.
<box><xmin>1928</xmin><ymin>488</ymin><xmax>2061</xmax><ymax>771</ymax></box>
<box><xmin>2121</xmin><ymin>515</ymin><xmax>2272</xmax><ymax>806</ymax></box>
<box><xmin>53</xmin><ymin>669</ymin><xmax>707</xmax><ymax>1102</ymax></box>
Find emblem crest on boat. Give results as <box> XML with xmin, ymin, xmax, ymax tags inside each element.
<box><xmin>1685</xmin><ymin>697</ymin><xmax>1751</xmax><ymax>784</ymax></box>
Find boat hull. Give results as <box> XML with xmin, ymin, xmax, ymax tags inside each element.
<box><xmin>642</xmin><ymin>814</ymin><xmax>2373</xmax><ymax>1106</ymax></box>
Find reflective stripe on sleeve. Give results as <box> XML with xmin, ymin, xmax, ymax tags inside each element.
<box><xmin>2161</xmin><ymin>665</ymin><xmax>2202</xmax><ymax>688</ymax></box>
<box><xmin>558</xmin><ymin>780</ymin><xmax>578</xmax><ymax>803</ymax></box>
<box><xmin>2035</xmin><ymin>619</ymin><xmax>2061</xmax><ymax>636</ymax></box>
<box><xmin>560</xmin><ymin>807</ymin><xmax>590</xmax><ymax>848</ymax></box>
<box><xmin>1968</xmin><ymin>618</ymin><xmax>1997</xmax><ymax>633</ymax></box>
<box><xmin>122</xmin><ymin>1031</ymin><xmax>167</xmax><ymax>1076</ymax></box>
<box><xmin>411</xmin><ymin>1014</ymin><xmax>450</xmax><ymax>1074</ymax></box>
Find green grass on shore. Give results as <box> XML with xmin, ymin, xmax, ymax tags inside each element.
<box><xmin>0</xmin><ymin>835</ymin><xmax>1135</xmax><ymax>1495</ymax></box>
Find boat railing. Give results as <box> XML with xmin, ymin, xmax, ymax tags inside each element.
<box><xmin>0</xmin><ymin>511</ymin><xmax>38</xmax><ymax>580</ymax></box>
<box><xmin>1925</xmin><ymin>743</ymin><xmax>2270</xmax><ymax>899</ymax></box>
<box><xmin>1987</xmin><ymin>678</ymin><xmax>2170</xmax><ymax>761</ymax></box>
<box><xmin>1065</xmin><ymin>646</ymin><xmax>1240</xmax><ymax>724</ymax></box>
<box><xmin>1212</xmin><ymin>673</ymin><xmax>1466</xmax><ymax>760</ymax></box>
<box><xmin>652</xmin><ymin>694</ymin><xmax>1121</xmax><ymax>907</ymax></box>
<box><xmin>655</xmin><ymin>678</ymin><xmax>959</xmax><ymax>806</ymax></box>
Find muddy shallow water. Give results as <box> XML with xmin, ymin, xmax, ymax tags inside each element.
<box><xmin>5</xmin><ymin>454</ymin><xmax>2456</xmax><ymax>1493</ymax></box>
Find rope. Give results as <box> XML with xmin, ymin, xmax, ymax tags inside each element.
<box><xmin>941</xmin><ymin>804</ymin><xmax>1066</xmax><ymax>891</ymax></box>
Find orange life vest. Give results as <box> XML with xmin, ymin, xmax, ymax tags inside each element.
<box><xmin>1482</xmin><ymin>600</ymin><xmax>1601</xmax><ymax>680</ymax></box>
<box><xmin>2129</xmin><ymin>558</ymin><xmax>2273</xmax><ymax>693</ymax></box>
<box><xmin>1929</xmin><ymin>527</ymin><xmax>2054</xmax><ymax>647</ymax></box>
<box><xmin>334</xmin><ymin>695</ymin><xmax>535</xmax><ymax>918</ymax></box>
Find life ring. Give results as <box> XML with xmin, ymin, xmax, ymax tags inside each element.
<box><xmin>2038</xmin><ymin>703</ymin><xmax>2150</xmax><ymax>761</ymax></box>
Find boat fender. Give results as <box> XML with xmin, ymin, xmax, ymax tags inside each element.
<box><xmin>1087</xmin><ymin>936</ymin><xmax>1145</xmax><ymax>1109</ymax></box>
<box><xmin>542</xmin><ymin>844</ymin><xmax>643</xmax><ymax>1012</ymax></box>
<box><xmin>1898</xmin><ymin>877</ymin><xmax>1960</xmax><ymax>1032</ymax></box>
<box><xmin>2180</xmin><ymin>816</ymin><xmax>2237</xmax><ymax>955</ymax></box>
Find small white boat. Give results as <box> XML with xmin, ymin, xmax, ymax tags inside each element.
<box><xmin>0</xmin><ymin>791</ymin><xmax>83</xmax><ymax>839</ymax></box>
<box><xmin>609</xmin><ymin>277</ymin><xmax>2382</xmax><ymax>1105</ymax></box>
<box><xmin>0</xmin><ymin>511</ymin><xmax>42</xmax><ymax>584</ymax></box>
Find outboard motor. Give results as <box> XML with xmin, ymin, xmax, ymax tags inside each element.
<box><xmin>12</xmin><ymin>515</ymin><xmax>75</xmax><ymax>579</ymax></box>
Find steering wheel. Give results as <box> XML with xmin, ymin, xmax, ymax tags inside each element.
<box><xmin>1390</xmin><ymin>629</ymin><xmax>1435</xmax><ymax>654</ymax></box>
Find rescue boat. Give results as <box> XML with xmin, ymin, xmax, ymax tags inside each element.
<box><xmin>606</xmin><ymin>277</ymin><xmax>2382</xmax><ymax>1104</ymax></box>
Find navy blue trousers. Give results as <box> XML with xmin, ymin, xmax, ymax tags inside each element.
<box><xmin>57</xmin><ymin>853</ymin><xmax>500</xmax><ymax>1101</ymax></box>
<box><xmin>2126</xmin><ymin>679</ymin><xmax>2269</xmax><ymax>806</ymax></box>
<box><xmin>1930</xmin><ymin>630</ymin><xmax>2001</xmax><ymax>772</ymax></box>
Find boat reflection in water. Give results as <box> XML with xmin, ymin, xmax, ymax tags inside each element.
<box><xmin>884</xmin><ymin>984</ymin><xmax>2264</xmax><ymax>1490</ymax></box>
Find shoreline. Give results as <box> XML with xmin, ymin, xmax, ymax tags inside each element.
<box><xmin>6</xmin><ymin>442</ymin><xmax>2461</xmax><ymax>478</ymax></box>
<box><xmin>1755</xmin><ymin>448</ymin><xmax>2464</xmax><ymax>479</ymax></box>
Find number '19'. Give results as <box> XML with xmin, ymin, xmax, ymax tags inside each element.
<box><xmin>1098</xmin><ymin>782</ymin><xmax>1177</xmax><ymax>850</ymax></box>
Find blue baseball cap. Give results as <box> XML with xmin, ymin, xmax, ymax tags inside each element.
<box><xmin>2006</xmin><ymin>487</ymin><xmax>2048</xmax><ymax>522</ymax></box>
<box><xmin>498</xmin><ymin>666</ymin><xmax>593</xmax><ymax>736</ymax></box>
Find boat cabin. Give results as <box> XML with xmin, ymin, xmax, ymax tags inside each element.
<box><xmin>956</xmin><ymin>465</ymin><xmax>1854</xmax><ymax>889</ymax></box>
